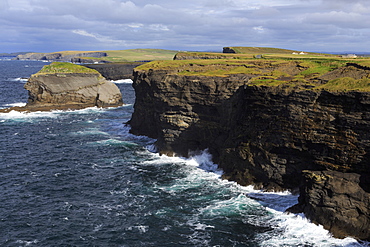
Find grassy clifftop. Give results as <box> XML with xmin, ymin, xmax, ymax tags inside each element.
<box><xmin>35</xmin><ymin>62</ymin><xmax>101</xmax><ymax>75</ymax></box>
<box><xmin>224</xmin><ymin>47</ymin><xmax>303</xmax><ymax>54</ymax></box>
<box><xmin>136</xmin><ymin>56</ymin><xmax>370</xmax><ymax>92</ymax></box>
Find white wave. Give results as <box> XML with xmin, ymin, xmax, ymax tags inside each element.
<box><xmin>258</xmin><ymin>210</ymin><xmax>366</xmax><ymax>247</ymax></box>
<box><xmin>3</xmin><ymin>102</ymin><xmax>27</xmax><ymax>107</ymax></box>
<box><xmin>127</xmin><ymin>225</ymin><xmax>149</xmax><ymax>234</ymax></box>
<box><xmin>145</xmin><ymin>149</ymin><xmax>368</xmax><ymax>246</ymax></box>
<box><xmin>187</xmin><ymin>149</ymin><xmax>223</xmax><ymax>176</ymax></box>
<box><xmin>11</xmin><ymin>77</ymin><xmax>28</xmax><ymax>83</ymax></box>
<box><xmin>0</xmin><ymin>109</ymin><xmax>60</xmax><ymax>120</ymax></box>
<box><xmin>200</xmin><ymin>194</ymin><xmax>264</xmax><ymax>217</ymax></box>
<box><xmin>93</xmin><ymin>224</ymin><xmax>103</xmax><ymax>232</ymax></box>
<box><xmin>71</xmin><ymin>128</ymin><xmax>109</xmax><ymax>136</ymax></box>
<box><xmin>15</xmin><ymin>239</ymin><xmax>39</xmax><ymax>246</ymax></box>
<box><xmin>0</xmin><ymin>106</ymin><xmax>109</xmax><ymax>121</ymax></box>
<box><xmin>89</xmin><ymin>138</ymin><xmax>138</xmax><ymax>148</ymax></box>
<box><xmin>111</xmin><ymin>79</ymin><xmax>133</xmax><ymax>84</ymax></box>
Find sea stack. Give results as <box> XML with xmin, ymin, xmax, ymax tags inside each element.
<box><xmin>3</xmin><ymin>62</ymin><xmax>123</xmax><ymax>112</ymax></box>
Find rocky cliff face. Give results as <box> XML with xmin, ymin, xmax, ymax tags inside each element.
<box><xmin>129</xmin><ymin>67</ymin><xmax>370</xmax><ymax>240</ymax></box>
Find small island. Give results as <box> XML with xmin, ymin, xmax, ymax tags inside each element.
<box><xmin>0</xmin><ymin>62</ymin><xmax>123</xmax><ymax>112</ymax></box>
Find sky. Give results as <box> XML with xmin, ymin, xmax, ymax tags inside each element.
<box><xmin>0</xmin><ymin>0</ymin><xmax>369</xmax><ymax>53</ymax></box>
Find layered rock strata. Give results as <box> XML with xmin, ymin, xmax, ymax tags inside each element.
<box><xmin>24</xmin><ymin>73</ymin><xmax>123</xmax><ymax>109</ymax></box>
<box><xmin>129</xmin><ymin>66</ymin><xmax>370</xmax><ymax>240</ymax></box>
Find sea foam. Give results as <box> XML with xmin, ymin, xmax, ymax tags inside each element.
<box><xmin>111</xmin><ymin>79</ymin><xmax>133</xmax><ymax>84</ymax></box>
<box><xmin>11</xmin><ymin>77</ymin><xmax>28</xmax><ymax>83</ymax></box>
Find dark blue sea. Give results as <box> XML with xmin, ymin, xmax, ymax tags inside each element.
<box><xmin>0</xmin><ymin>59</ymin><xmax>369</xmax><ymax>247</ymax></box>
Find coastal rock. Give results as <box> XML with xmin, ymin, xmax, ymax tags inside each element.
<box><xmin>0</xmin><ymin>62</ymin><xmax>123</xmax><ymax>112</ymax></box>
<box><xmin>24</xmin><ymin>73</ymin><xmax>122</xmax><ymax>110</ymax></box>
<box><xmin>290</xmin><ymin>170</ymin><xmax>370</xmax><ymax>240</ymax></box>
<box><xmin>129</xmin><ymin>67</ymin><xmax>370</xmax><ymax>240</ymax></box>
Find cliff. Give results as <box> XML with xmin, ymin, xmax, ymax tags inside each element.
<box><xmin>83</xmin><ymin>62</ymin><xmax>146</xmax><ymax>80</ymax></box>
<box><xmin>174</xmin><ymin>52</ymin><xmax>234</xmax><ymax>60</ymax></box>
<box><xmin>0</xmin><ymin>62</ymin><xmax>123</xmax><ymax>112</ymax></box>
<box><xmin>15</xmin><ymin>51</ymin><xmax>107</xmax><ymax>62</ymax></box>
<box><xmin>129</xmin><ymin>59</ymin><xmax>370</xmax><ymax>241</ymax></box>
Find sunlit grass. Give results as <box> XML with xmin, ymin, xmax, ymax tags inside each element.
<box><xmin>36</xmin><ymin>62</ymin><xmax>101</xmax><ymax>75</ymax></box>
<box><xmin>316</xmin><ymin>77</ymin><xmax>370</xmax><ymax>91</ymax></box>
<box><xmin>103</xmin><ymin>49</ymin><xmax>177</xmax><ymax>62</ymax></box>
<box><xmin>135</xmin><ymin>56</ymin><xmax>370</xmax><ymax>92</ymax></box>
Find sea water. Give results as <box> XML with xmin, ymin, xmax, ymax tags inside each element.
<box><xmin>0</xmin><ymin>59</ymin><xmax>369</xmax><ymax>246</ymax></box>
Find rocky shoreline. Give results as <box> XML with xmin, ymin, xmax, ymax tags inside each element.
<box><xmin>128</xmin><ymin>64</ymin><xmax>370</xmax><ymax>241</ymax></box>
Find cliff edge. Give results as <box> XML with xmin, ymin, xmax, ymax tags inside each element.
<box><xmin>129</xmin><ymin>58</ymin><xmax>370</xmax><ymax>241</ymax></box>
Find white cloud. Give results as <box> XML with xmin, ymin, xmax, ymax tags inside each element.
<box><xmin>72</xmin><ymin>29</ymin><xmax>97</xmax><ymax>38</ymax></box>
<box><xmin>306</xmin><ymin>11</ymin><xmax>370</xmax><ymax>29</ymax></box>
<box><xmin>0</xmin><ymin>0</ymin><xmax>369</xmax><ymax>52</ymax></box>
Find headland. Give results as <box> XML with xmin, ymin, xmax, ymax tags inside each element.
<box><xmin>129</xmin><ymin>47</ymin><xmax>370</xmax><ymax>241</ymax></box>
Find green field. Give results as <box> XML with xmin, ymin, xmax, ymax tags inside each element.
<box><xmin>102</xmin><ymin>49</ymin><xmax>177</xmax><ymax>62</ymax></box>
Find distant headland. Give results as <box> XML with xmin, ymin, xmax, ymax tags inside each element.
<box><xmin>12</xmin><ymin>49</ymin><xmax>177</xmax><ymax>63</ymax></box>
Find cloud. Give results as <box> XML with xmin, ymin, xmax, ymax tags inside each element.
<box><xmin>0</xmin><ymin>0</ymin><xmax>369</xmax><ymax>52</ymax></box>
<box><xmin>72</xmin><ymin>30</ymin><xmax>99</xmax><ymax>39</ymax></box>
<box><xmin>306</xmin><ymin>11</ymin><xmax>370</xmax><ymax>29</ymax></box>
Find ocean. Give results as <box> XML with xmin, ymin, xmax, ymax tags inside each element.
<box><xmin>0</xmin><ymin>59</ymin><xmax>368</xmax><ymax>247</ymax></box>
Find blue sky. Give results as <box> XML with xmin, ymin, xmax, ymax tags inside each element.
<box><xmin>1</xmin><ymin>0</ymin><xmax>369</xmax><ymax>53</ymax></box>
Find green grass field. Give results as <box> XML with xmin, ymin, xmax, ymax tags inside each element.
<box><xmin>136</xmin><ymin>54</ymin><xmax>370</xmax><ymax>92</ymax></box>
<box><xmin>35</xmin><ymin>62</ymin><xmax>101</xmax><ymax>75</ymax></box>
<box><xmin>102</xmin><ymin>49</ymin><xmax>177</xmax><ymax>62</ymax></box>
